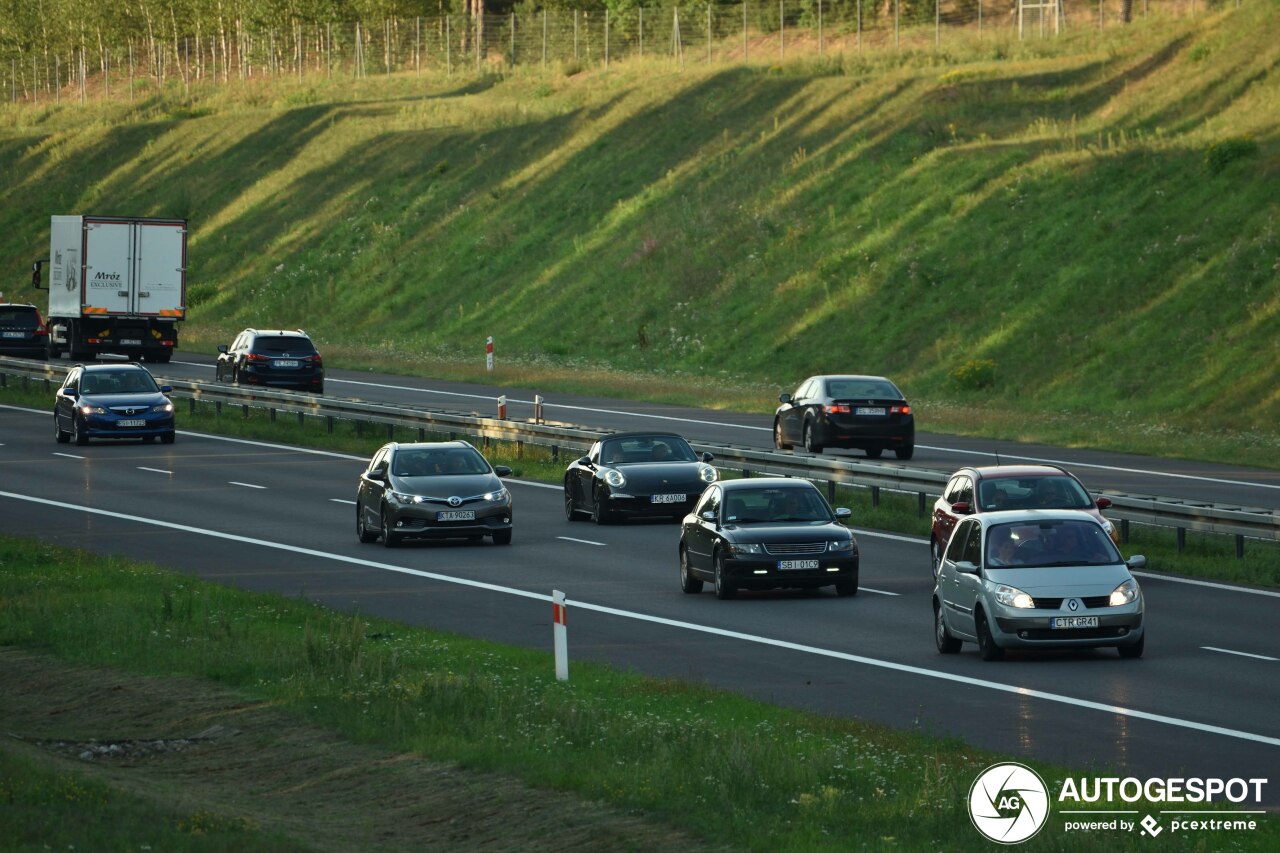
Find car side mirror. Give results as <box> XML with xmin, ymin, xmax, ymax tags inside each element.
<box><xmin>701</xmin><ymin>511</ymin><xmax>717</xmax><ymax>523</ymax></box>
<box><xmin>216</xmin><ymin>344</ymin><xmax>229</xmax><ymax>354</ymax></box>
<box><xmin>577</xmin><ymin>456</ymin><xmax>591</xmax><ymax>467</ymax></box>
<box><xmin>778</xmin><ymin>392</ymin><xmax>792</xmax><ymax>404</ymax></box>
<box><xmin>952</xmin><ymin>501</ymin><xmax>971</xmax><ymax>515</ymax></box>
<box><xmin>60</xmin><ymin>387</ymin><xmax>78</xmax><ymax>398</ymax></box>
<box><xmin>1095</xmin><ymin>496</ymin><xmax>1113</xmax><ymax>510</ymax></box>
<box><xmin>368</xmin><ymin>467</ymin><xmax>387</xmax><ymax>482</ymax></box>
<box><xmin>494</xmin><ymin>465</ymin><xmax>512</xmax><ymax>477</ymax></box>
<box><xmin>160</xmin><ymin>385</ymin><xmax>172</xmax><ymax>393</ymax></box>
<box><xmin>1126</xmin><ymin>555</ymin><xmax>1147</xmax><ymax>570</ymax></box>
<box><xmin>701</xmin><ymin>451</ymin><xmax>714</xmax><ymax>463</ymax></box>
<box><xmin>954</xmin><ymin>560</ymin><xmax>979</xmax><ymax>575</ymax></box>
<box><xmin>834</xmin><ymin>507</ymin><xmax>852</xmax><ymax>521</ymax></box>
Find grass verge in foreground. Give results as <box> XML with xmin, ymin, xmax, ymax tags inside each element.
<box><xmin>4</xmin><ymin>377</ymin><xmax>1278</xmax><ymax>589</ymax></box>
<box><xmin>2</xmin><ymin>535</ymin><xmax>1274</xmax><ymax>852</ymax></box>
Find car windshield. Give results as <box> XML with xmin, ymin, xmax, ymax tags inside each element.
<box><xmin>977</xmin><ymin>475</ymin><xmax>1094</xmax><ymax>512</ymax></box>
<box><xmin>80</xmin><ymin>370</ymin><xmax>157</xmax><ymax>395</ymax></box>
<box><xmin>986</xmin><ymin>520</ymin><xmax>1121</xmax><ymax>568</ymax></box>
<box><xmin>599</xmin><ymin>435</ymin><xmax>697</xmax><ymax>465</ymax></box>
<box><xmin>722</xmin><ymin>488</ymin><xmax>830</xmax><ymax>524</ymax></box>
<box><xmin>824</xmin><ymin>378</ymin><xmax>900</xmax><ymax>400</ymax></box>
<box><xmin>255</xmin><ymin>337</ymin><xmax>315</xmax><ymax>355</ymax></box>
<box><xmin>392</xmin><ymin>448</ymin><xmax>490</xmax><ymax>477</ymax></box>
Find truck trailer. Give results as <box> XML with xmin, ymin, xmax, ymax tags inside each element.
<box><xmin>34</xmin><ymin>215</ymin><xmax>188</xmax><ymax>363</ymax></box>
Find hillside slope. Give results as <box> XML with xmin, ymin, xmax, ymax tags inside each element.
<box><xmin>0</xmin><ymin>6</ymin><xmax>1275</xmax><ymax>453</ymax></box>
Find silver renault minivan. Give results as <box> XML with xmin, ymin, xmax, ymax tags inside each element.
<box><xmin>932</xmin><ymin>509</ymin><xmax>1145</xmax><ymax>660</ymax></box>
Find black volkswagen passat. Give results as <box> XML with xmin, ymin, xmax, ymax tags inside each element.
<box><xmin>564</xmin><ymin>432</ymin><xmax>717</xmax><ymax>524</ymax></box>
<box><xmin>774</xmin><ymin>374</ymin><xmax>914</xmax><ymax>459</ymax></box>
<box><xmin>356</xmin><ymin>441</ymin><xmax>513</xmax><ymax>546</ymax></box>
<box><xmin>678</xmin><ymin>478</ymin><xmax>859</xmax><ymax>599</ymax></box>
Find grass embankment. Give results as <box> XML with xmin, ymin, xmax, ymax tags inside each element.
<box><xmin>0</xmin><ymin>6</ymin><xmax>1276</xmax><ymax>470</ymax></box>
<box><xmin>4</xmin><ymin>376</ymin><xmax>1278</xmax><ymax>588</ymax></box>
<box><xmin>3</xmin><ymin>535</ymin><xmax>1276</xmax><ymax>852</ymax></box>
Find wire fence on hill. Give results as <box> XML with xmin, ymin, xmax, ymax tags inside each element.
<box><xmin>2</xmin><ymin>0</ymin><xmax>1243</xmax><ymax>105</ymax></box>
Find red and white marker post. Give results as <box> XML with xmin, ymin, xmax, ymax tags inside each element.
<box><xmin>497</xmin><ymin>395</ymin><xmax>507</xmax><ymax>420</ymax></box>
<box><xmin>485</xmin><ymin>336</ymin><xmax>494</xmax><ymax>372</ymax></box>
<box><xmin>533</xmin><ymin>394</ymin><xmax>544</xmax><ymax>424</ymax></box>
<box><xmin>553</xmin><ymin>590</ymin><xmax>568</xmax><ymax>682</ymax></box>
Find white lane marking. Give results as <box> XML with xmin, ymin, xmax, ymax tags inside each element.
<box><xmin>137</xmin><ymin>467</ymin><xmax>172</xmax><ymax>475</ymax></box>
<box><xmin>852</xmin><ymin>528</ymin><xmax>924</xmax><ymax>545</ymax></box>
<box><xmin>1202</xmin><ymin>646</ymin><xmax>1279</xmax><ymax>662</ymax></box>
<box><xmin>330</xmin><ymin>498</ymin><xmax>356</xmax><ymax>505</ymax></box>
<box><xmin>860</xmin><ymin>587</ymin><xmax>900</xmax><ymax>596</ymax></box>
<box><xmin>229</xmin><ymin>481</ymin><xmax>266</xmax><ymax>489</ymax></box>
<box><xmin>558</xmin><ymin>536</ymin><xmax>606</xmax><ymax>546</ymax></box>
<box><xmin>4</xmin><ymin>489</ymin><xmax>1278</xmax><ymax>751</ymax></box>
<box><xmin>53</xmin><ymin>452</ymin><xmax>85</xmax><ymax>459</ymax></box>
<box><xmin>1132</xmin><ymin>571</ymin><xmax>1280</xmax><ymax>599</ymax></box>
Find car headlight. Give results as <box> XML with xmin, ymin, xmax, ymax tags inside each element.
<box><xmin>80</xmin><ymin>404</ymin><xmax>107</xmax><ymax>415</ymax></box>
<box><xmin>484</xmin><ymin>488</ymin><xmax>509</xmax><ymax>502</ymax></box>
<box><xmin>827</xmin><ymin>539</ymin><xmax>855</xmax><ymax>553</ymax></box>
<box><xmin>994</xmin><ymin>583</ymin><xmax>1035</xmax><ymax>609</ymax></box>
<box><xmin>1109</xmin><ymin>578</ymin><xmax>1140</xmax><ymax>606</ymax></box>
<box><xmin>698</xmin><ymin>464</ymin><xmax>718</xmax><ymax>484</ymax></box>
<box><xmin>728</xmin><ymin>542</ymin><xmax>764</xmax><ymax>556</ymax></box>
<box><xmin>151</xmin><ymin>403</ymin><xmax>174</xmax><ymax>413</ymax></box>
<box><xmin>603</xmin><ymin>469</ymin><xmax>626</xmax><ymax>488</ymax></box>
<box><xmin>389</xmin><ymin>491</ymin><xmax>425</xmax><ymax>505</ymax></box>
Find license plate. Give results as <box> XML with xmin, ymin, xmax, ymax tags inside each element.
<box><xmin>650</xmin><ymin>493</ymin><xmax>685</xmax><ymax>504</ymax></box>
<box><xmin>777</xmin><ymin>559</ymin><xmax>820</xmax><ymax>571</ymax></box>
<box><xmin>854</xmin><ymin>407</ymin><xmax>886</xmax><ymax>416</ymax></box>
<box><xmin>1050</xmin><ymin>616</ymin><xmax>1099</xmax><ymax>629</ymax></box>
<box><xmin>117</xmin><ymin>419</ymin><xmax>146</xmax><ymax>428</ymax></box>
<box><xmin>120</xmin><ymin>339</ymin><xmax>142</xmax><ymax>346</ymax></box>
<box><xmin>1</xmin><ymin>331</ymin><xmax>23</xmax><ymax>339</ymax></box>
<box><xmin>275</xmin><ymin>359</ymin><xmax>300</xmax><ymax>368</ymax></box>
<box><xmin>436</xmin><ymin>510</ymin><xmax>475</xmax><ymax>522</ymax></box>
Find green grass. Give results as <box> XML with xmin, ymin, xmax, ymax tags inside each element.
<box><xmin>2</xmin><ymin>534</ymin><xmax>1275</xmax><ymax>852</ymax></box>
<box><xmin>4</xmin><ymin>375</ymin><xmax>1278</xmax><ymax>587</ymax></box>
<box><xmin>0</xmin><ymin>6</ymin><xmax>1276</xmax><ymax>473</ymax></box>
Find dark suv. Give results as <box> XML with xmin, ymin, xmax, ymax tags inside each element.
<box><xmin>930</xmin><ymin>464</ymin><xmax>1117</xmax><ymax>576</ymax></box>
<box><xmin>0</xmin><ymin>301</ymin><xmax>50</xmax><ymax>359</ymax></box>
<box><xmin>215</xmin><ymin>329</ymin><xmax>324</xmax><ymax>393</ymax></box>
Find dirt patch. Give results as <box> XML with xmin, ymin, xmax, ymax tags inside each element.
<box><xmin>1</xmin><ymin>647</ymin><xmax>712</xmax><ymax>851</ymax></box>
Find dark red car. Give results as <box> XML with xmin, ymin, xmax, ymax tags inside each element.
<box><xmin>930</xmin><ymin>464</ymin><xmax>1117</xmax><ymax>576</ymax></box>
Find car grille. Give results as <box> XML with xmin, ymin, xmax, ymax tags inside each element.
<box><xmin>1029</xmin><ymin>595</ymin><xmax>1113</xmax><ymax>610</ymax></box>
<box><xmin>1019</xmin><ymin>627</ymin><xmax>1130</xmax><ymax>641</ymax></box>
<box><xmin>763</xmin><ymin>542</ymin><xmax>827</xmax><ymax>556</ymax></box>
<box><xmin>109</xmin><ymin>406</ymin><xmax>149</xmax><ymax>416</ymax></box>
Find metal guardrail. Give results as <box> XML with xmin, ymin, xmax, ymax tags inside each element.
<box><xmin>3</xmin><ymin>356</ymin><xmax>1277</xmax><ymax>553</ymax></box>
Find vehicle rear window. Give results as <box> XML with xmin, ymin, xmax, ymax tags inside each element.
<box><xmin>254</xmin><ymin>337</ymin><xmax>315</xmax><ymax>355</ymax></box>
<box><xmin>0</xmin><ymin>308</ymin><xmax>38</xmax><ymax>328</ymax></box>
<box><xmin>826</xmin><ymin>379</ymin><xmax>900</xmax><ymax>399</ymax></box>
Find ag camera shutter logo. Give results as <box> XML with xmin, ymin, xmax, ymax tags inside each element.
<box><xmin>969</xmin><ymin>762</ymin><xmax>1050</xmax><ymax>844</ymax></box>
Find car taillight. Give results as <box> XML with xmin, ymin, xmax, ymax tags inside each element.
<box><xmin>309</xmin><ymin>354</ymin><xmax>323</xmax><ymax>366</ymax></box>
<box><xmin>246</xmin><ymin>352</ymin><xmax>269</xmax><ymax>362</ymax></box>
<box><xmin>35</xmin><ymin>321</ymin><xmax>48</xmax><ymax>335</ymax></box>
<box><xmin>824</xmin><ymin>404</ymin><xmax>851</xmax><ymax>414</ymax></box>
<box><xmin>891</xmin><ymin>405</ymin><xmax>911</xmax><ymax>415</ymax></box>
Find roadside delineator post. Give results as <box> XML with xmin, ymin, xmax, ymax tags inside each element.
<box><xmin>534</xmin><ymin>394</ymin><xmax>544</xmax><ymax>424</ymax></box>
<box><xmin>497</xmin><ymin>394</ymin><xmax>507</xmax><ymax>420</ymax></box>
<box><xmin>553</xmin><ymin>590</ymin><xmax>568</xmax><ymax>682</ymax></box>
<box><xmin>486</xmin><ymin>336</ymin><xmax>494</xmax><ymax>372</ymax></box>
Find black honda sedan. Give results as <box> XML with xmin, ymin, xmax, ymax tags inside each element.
<box><xmin>564</xmin><ymin>432</ymin><xmax>717</xmax><ymax>524</ymax></box>
<box><xmin>679</xmin><ymin>479</ymin><xmax>859</xmax><ymax>599</ymax></box>
<box><xmin>774</xmin><ymin>374</ymin><xmax>914</xmax><ymax>459</ymax></box>
<box><xmin>356</xmin><ymin>441</ymin><xmax>513</xmax><ymax>546</ymax></box>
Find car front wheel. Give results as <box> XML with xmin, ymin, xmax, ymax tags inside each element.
<box><xmin>1118</xmin><ymin>634</ymin><xmax>1145</xmax><ymax>659</ymax></box>
<box><xmin>357</xmin><ymin>507</ymin><xmax>378</xmax><ymax>543</ymax></box>
<box><xmin>72</xmin><ymin>416</ymin><xmax>89</xmax><ymax>446</ymax></box>
<box><xmin>492</xmin><ymin>528</ymin><xmax>512</xmax><ymax>546</ymax></box>
<box><xmin>54</xmin><ymin>414</ymin><xmax>70</xmax><ymax>444</ymax></box>
<box><xmin>591</xmin><ymin>486</ymin><xmax>612</xmax><ymax>525</ymax></box>
<box><xmin>976</xmin><ymin>610</ymin><xmax>1004</xmax><ymax>661</ymax></box>
<box><xmin>935</xmin><ymin>601</ymin><xmax>962</xmax><ymax>653</ymax></box>
<box><xmin>381</xmin><ymin>510</ymin><xmax>400</xmax><ymax>548</ymax></box>
<box><xmin>835</xmin><ymin>571</ymin><xmax>859</xmax><ymax>597</ymax></box>
<box><xmin>896</xmin><ymin>445</ymin><xmax>915</xmax><ymax>461</ymax></box>
<box><xmin>679</xmin><ymin>546</ymin><xmax>704</xmax><ymax>594</ymax></box>
<box><xmin>930</xmin><ymin>539</ymin><xmax>942</xmax><ymax>577</ymax></box>
<box><xmin>713</xmin><ymin>551</ymin><xmax>736</xmax><ymax>600</ymax></box>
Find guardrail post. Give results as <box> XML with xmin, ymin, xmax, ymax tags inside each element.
<box><xmin>326</xmin><ymin>416</ymin><xmax>334</xmax><ymax>434</ymax></box>
<box><xmin>918</xmin><ymin>492</ymin><xmax>926</xmax><ymax>516</ymax></box>
<box><xmin>743</xmin><ymin>469</ymin><xmax>752</xmax><ymax>479</ymax></box>
<box><xmin>242</xmin><ymin>404</ymin><xmax>249</xmax><ymax>418</ymax></box>
<box><xmin>1</xmin><ymin>373</ymin><xmax>6</xmax><ymax>388</ymax></box>
<box><xmin>270</xmin><ymin>408</ymin><xmax>277</xmax><ymax>422</ymax></box>
<box><xmin>871</xmin><ymin>485</ymin><xmax>881</xmax><ymax>508</ymax></box>
<box><xmin>418</xmin><ymin>428</ymin><xmax>425</xmax><ymax>441</ymax></box>
<box><xmin>517</xmin><ymin>439</ymin><xmax>524</xmax><ymax>459</ymax></box>
<box><xmin>1236</xmin><ymin>534</ymin><xmax>1245</xmax><ymax>559</ymax></box>
<box><xmin>551</xmin><ymin>444</ymin><xmax>559</xmax><ymax>462</ymax></box>
<box><xmin>189</xmin><ymin>398</ymin><xmax>195</xmax><ymax>414</ymax></box>
<box><xmin>215</xmin><ymin>401</ymin><xmax>222</xmax><ymax>417</ymax></box>
<box><xmin>385</xmin><ymin>423</ymin><xmax>394</xmax><ymax>439</ymax></box>
<box><xmin>297</xmin><ymin>412</ymin><xmax>304</xmax><ymax>427</ymax></box>
<box><xmin>1121</xmin><ymin>519</ymin><xmax>1130</xmax><ymax>544</ymax></box>
<box><xmin>1176</xmin><ymin>527</ymin><xmax>1186</xmax><ymax>553</ymax></box>
<box><xmin>827</xmin><ymin>481</ymin><xmax>835</xmax><ymax>503</ymax></box>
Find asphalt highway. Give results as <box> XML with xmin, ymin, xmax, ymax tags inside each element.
<box><xmin>2</xmin><ymin>399</ymin><xmax>1277</xmax><ymax>803</ymax></box>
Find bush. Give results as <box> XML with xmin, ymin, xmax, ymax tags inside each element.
<box><xmin>950</xmin><ymin>358</ymin><xmax>996</xmax><ymax>391</ymax></box>
<box><xmin>1205</xmin><ymin>136</ymin><xmax>1258</xmax><ymax>175</ymax></box>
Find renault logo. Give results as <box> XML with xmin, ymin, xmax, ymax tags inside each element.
<box><xmin>1067</xmin><ymin>598</ymin><xmax>1080</xmax><ymax>612</ymax></box>
<box><xmin>448</xmin><ymin>496</ymin><xmax>463</xmax><ymax>507</ymax></box>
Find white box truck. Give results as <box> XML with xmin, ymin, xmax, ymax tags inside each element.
<box><xmin>34</xmin><ymin>215</ymin><xmax>187</xmax><ymax>363</ymax></box>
